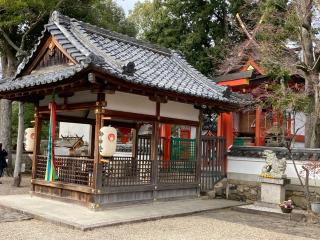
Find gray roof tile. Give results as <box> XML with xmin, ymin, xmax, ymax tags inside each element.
<box><xmin>0</xmin><ymin>11</ymin><xmax>249</xmax><ymax>107</ymax></box>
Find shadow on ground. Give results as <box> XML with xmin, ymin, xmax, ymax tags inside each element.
<box><xmin>199</xmin><ymin>209</ymin><xmax>319</xmax><ymax>239</ymax></box>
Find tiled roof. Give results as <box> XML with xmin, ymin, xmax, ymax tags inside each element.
<box><xmin>0</xmin><ymin>65</ymin><xmax>85</xmax><ymax>92</ymax></box>
<box><xmin>214</xmin><ymin>71</ymin><xmax>253</xmax><ymax>83</ymax></box>
<box><xmin>1</xmin><ymin>11</ymin><xmax>248</xmax><ymax>107</ymax></box>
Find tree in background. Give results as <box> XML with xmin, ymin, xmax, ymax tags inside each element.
<box><xmin>0</xmin><ymin>0</ymin><xmax>136</xmax><ymax>183</ymax></box>
<box><xmin>129</xmin><ymin>0</ymin><xmax>243</xmax><ymax>77</ymax></box>
<box><xmin>252</xmin><ymin>0</ymin><xmax>320</xmax><ymax>147</ymax></box>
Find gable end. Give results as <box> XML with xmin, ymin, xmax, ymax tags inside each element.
<box><xmin>26</xmin><ymin>36</ymin><xmax>78</xmax><ymax>75</ymax></box>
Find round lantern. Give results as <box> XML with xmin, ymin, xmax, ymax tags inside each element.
<box><xmin>99</xmin><ymin>126</ymin><xmax>117</xmax><ymax>157</ymax></box>
<box><xmin>24</xmin><ymin>128</ymin><xmax>35</xmax><ymax>152</ymax></box>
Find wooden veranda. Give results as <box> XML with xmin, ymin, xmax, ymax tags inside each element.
<box><xmin>0</xmin><ymin>12</ymin><xmax>245</xmax><ymax>208</ymax></box>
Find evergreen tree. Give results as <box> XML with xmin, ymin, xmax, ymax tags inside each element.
<box><xmin>0</xmin><ymin>0</ymin><xmax>137</xmax><ymax>172</ymax></box>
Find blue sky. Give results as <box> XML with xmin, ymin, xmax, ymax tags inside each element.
<box><xmin>115</xmin><ymin>0</ymin><xmax>142</xmax><ymax>15</ymax></box>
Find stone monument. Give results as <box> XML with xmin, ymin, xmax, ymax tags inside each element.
<box><xmin>259</xmin><ymin>150</ymin><xmax>290</xmax><ymax>205</ymax></box>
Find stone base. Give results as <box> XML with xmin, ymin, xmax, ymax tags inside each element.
<box><xmin>259</xmin><ymin>178</ymin><xmax>290</xmax><ymax>204</ymax></box>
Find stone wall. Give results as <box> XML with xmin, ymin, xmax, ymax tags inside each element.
<box><xmin>226</xmin><ymin>178</ymin><xmax>319</xmax><ymax>209</ymax></box>
<box><xmin>226</xmin><ymin>146</ymin><xmax>320</xmax><ymax>209</ymax></box>
<box><xmin>226</xmin><ymin>179</ymin><xmax>261</xmax><ymax>203</ymax></box>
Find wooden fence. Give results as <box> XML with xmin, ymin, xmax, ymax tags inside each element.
<box><xmin>35</xmin><ymin>135</ymin><xmax>226</xmax><ymax>191</ymax></box>
<box><xmin>200</xmin><ymin>136</ymin><xmax>226</xmax><ymax>192</ymax></box>
<box><xmin>36</xmin><ymin>155</ymin><xmax>94</xmax><ymax>186</ymax></box>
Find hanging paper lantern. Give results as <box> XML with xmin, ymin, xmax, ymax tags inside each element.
<box><xmin>24</xmin><ymin>128</ymin><xmax>35</xmax><ymax>152</ymax></box>
<box><xmin>99</xmin><ymin>126</ymin><xmax>117</xmax><ymax>157</ymax></box>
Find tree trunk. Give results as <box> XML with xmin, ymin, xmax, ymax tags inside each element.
<box><xmin>0</xmin><ymin>100</ymin><xmax>12</xmax><ymax>174</ymax></box>
<box><xmin>13</xmin><ymin>102</ymin><xmax>24</xmax><ymax>187</ymax></box>
<box><xmin>296</xmin><ymin>0</ymin><xmax>317</xmax><ymax>147</ymax></box>
<box><xmin>0</xmin><ymin>45</ymin><xmax>17</xmax><ymax>175</ymax></box>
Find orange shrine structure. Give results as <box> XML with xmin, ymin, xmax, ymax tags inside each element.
<box><xmin>215</xmin><ymin>58</ymin><xmax>305</xmax><ymax>148</ymax></box>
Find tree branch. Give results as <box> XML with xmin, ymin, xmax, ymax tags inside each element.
<box><xmin>236</xmin><ymin>13</ymin><xmax>260</xmax><ymax>48</ymax></box>
<box><xmin>0</xmin><ymin>28</ymin><xmax>26</xmax><ymax>55</ymax></box>
<box><xmin>20</xmin><ymin>12</ymin><xmax>47</xmax><ymax>51</ymax></box>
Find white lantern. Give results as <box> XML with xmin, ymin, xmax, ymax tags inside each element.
<box><xmin>99</xmin><ymin>126</ymin><xmax>117</xmax><ymax>157</ymax></box>
<box><xmin>24</xmin><ymin>128</ymin><xmax>35</xmax><ymax>152</ymax></box>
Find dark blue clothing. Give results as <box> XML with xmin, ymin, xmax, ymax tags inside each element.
<box><xmin>0</xmin><ymin>149</ymin><xmax>8</xmax><ymax>177</ymax></box>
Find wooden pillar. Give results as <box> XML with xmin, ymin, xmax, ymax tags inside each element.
<box><xmin>217</xmin><ymin>114</ymin><xmax>222</xmax><ymax>137</ymax></box>
<box><xmin>90</xmin><ymin>124</ymin><xmax>95</xmax><ymax>159</ymax></box>
<box><xmin>217</xmin><ymin>113</ymin><xmax>233</xmax><ymax>148</ymax></box>
<box><xmin>196</xmin><ymin>110</ymin><xmax>202</xmax><ymax>195</ymax></box>
<box><xmin>255</xmin><ymin>107</ymin><xmax>262</xmax><ymax>146</ymax></box>
<box><xmin>160</xmin><ymin>124</ymin><xmax>171</xmax><ymax>161</ymax></box>
<box><xmin>224</xmin><ymin>113</ymin><xmax>234</xmax><ymax>148</ymax></box>
<box><xmin>32</xmin><ymin>105</ymin><xmax>41</xmax><ymax>190</ymax></box>
<box><xmin>92</xmin><ymin>93</ymin><xmax>105</xmax><ymax>191</ymax></box>
<box><xmin>151</xmin><ymin>102</ymin><xmax>160</xmax><ymax>199</ymax></box>
<box><xmin>132</xmin><ymin>127</ymin><xmax>138</xmax><ymax>160</ymax></box>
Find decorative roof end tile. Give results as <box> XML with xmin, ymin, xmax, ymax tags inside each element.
<box><xmin>122</xmin><ymin>62</ymin><xmax>136</xmax><ymax>76</ymax></box>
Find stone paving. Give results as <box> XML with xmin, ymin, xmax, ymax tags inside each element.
<box><xmin>0</xmin><ymin>195</ymin><xmax>244</xmax><ymax>230</ymax></box>
<box><xmin>0</xmin><ymin>207</ymin><xmax>32</xmax><ymax>223</ymax></box>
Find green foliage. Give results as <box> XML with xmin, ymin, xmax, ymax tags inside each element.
<box><xmin>60</xmin><ymin>0</ymin><xmax>137</xmax><ymax>37</ymax></box>
<box><xmin>129</xmin><ymin>0</ymin><xmax>234</xmax><ymax>76</ymax></box>
<box><xmin>0</xmin><ymin>0</ymin><xmax>137</xmax><ymax>55</ymax></box>
<box><xmin>2</xmin><ymin>0</ymin><xmax>136</xmax><ymax>147</ymax></box>
<box><xmin>255</xmin><ymin>0</ymin><xmax>300</xmax><ymax>80</ymax></box>
<box><xmin>259</xmin><ymin>83</ymin><xmax>311</xmax><ymax>115</ymax></box>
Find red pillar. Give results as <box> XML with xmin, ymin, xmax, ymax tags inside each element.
<box><xmin>217</xmin><ymin>114</ymin><xmax>223</xmax><ymax>137</ymax></box>
<box><xmin>217</xmin><ymin>113</ymin><xmax>233</xmax><ymax>176</ymax></box>
<box><xmin>218</xmin><ymin>113</ymin><xmax>234</xmax><ymax>148</ymax></box>
<box><xmin>255</xmin><ymin>107</ymin><xmax>262</xmax><ymax>146</ymax></box>
<box><xmin>160</xmin><ymin>124</ymin><xmax>171</xmax><ymax>161</ymax></box>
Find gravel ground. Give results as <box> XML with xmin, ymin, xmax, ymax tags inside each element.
<box><xmin>0</xmin><ymin>175</ymin><xmax>31</xmax><ymax>195</ymax></box>
<box><xmin>0</xmin><ymin>212</ymin><xmax>315</xmax><ymax>240</ymax></box>
<box><xmin>0</xmin><ymin>175</ymin><xmax>318</xmax><ymax>240</ymax></box>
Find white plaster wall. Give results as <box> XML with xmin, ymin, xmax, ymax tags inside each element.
<box><xmin>228</xmin><ymin>156</ymin><xmax>320</xmax><ymax>186</ymax></box>
<box><xmin>160</xmin><ymin>101</ymin><xmax>199</xmax><ymax>121</ymax></box>
<box><xmin>106</xmin><ymin>92</ymin><xmax>156</xmax><ymax>115</ymax></box>
<box><xmin>59</xmin><ymin>122</ymin><xmax>92</xmax><ymax>143</ymax></box>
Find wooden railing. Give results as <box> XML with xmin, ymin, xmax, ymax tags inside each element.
<box><xmin>36</xmin><ymin>155</ymin><xmax>94</xmax><ymax>186</ymax></box>
<box><xmin>102</xmin><ymin>157</ymin><xmax>152</xmax><ymax>187</ymax></box>
<box><xmin>101</xmin><ymin>156</ymin><xmax>197</xmax><ymax>187</ymax></box>
<box><xmin>158</xmin><ymin>159</ymin><xmax>197</xmax><ymax>184</ymax></box>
